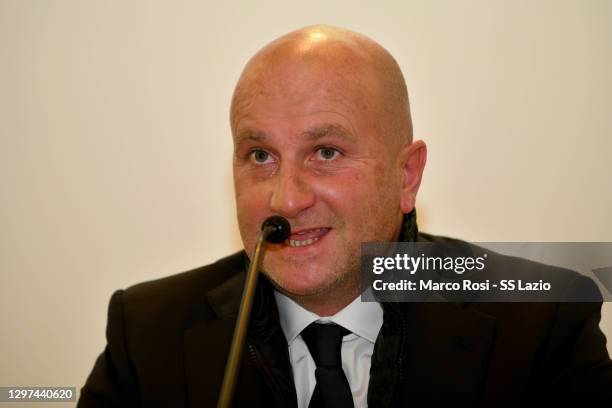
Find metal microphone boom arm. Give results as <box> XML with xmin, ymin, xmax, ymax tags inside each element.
<box><xmin>217</xmin><ymin>216</ymin><xmax>290</xmax><ymax>408</ymax></box>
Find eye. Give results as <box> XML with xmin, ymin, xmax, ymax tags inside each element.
<box><xmin>250</xmin><ymin>149</ymin><xmax>273</xmax><ymax>164</ymax></box>
<box><xmin>316</xmin><ymin>147</ymin><xmax>340</xmax><ymax>161</ymax></box>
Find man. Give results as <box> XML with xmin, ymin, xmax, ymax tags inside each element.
<box><xmin>79</xmin><ymin>25</ymin><xmax>612</xmax><ymax>407</ymax></box>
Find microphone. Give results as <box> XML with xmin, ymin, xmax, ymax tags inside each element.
<box><xmin>217</xmin><ymin>216</ymin><xmax>291</xmax><ymax>408</ymax></box>
<box><xmin>262</xmin><ymin>215</ymin><xmax>291</xmax><ymax>244</ymax></box>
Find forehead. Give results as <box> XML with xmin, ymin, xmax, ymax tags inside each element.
<box><xmin>231</xmin><ymin>62</ymin><xmax>382</xmax><ymax>140</ymax></box>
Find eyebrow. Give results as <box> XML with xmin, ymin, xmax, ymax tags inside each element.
<box><xmin>301</xmin><ymin>123</ymin><xmax>354</xmax><ymax>141</ymax></box>
<box><xmin>234</xmin><ymin>129</ymin><xmax>268</xmax><ymax>147</ymax></box>
<box><xmin>235</xmin><ymin>123</ymin><xmax>354</xmax><ymax>147</ymax></box>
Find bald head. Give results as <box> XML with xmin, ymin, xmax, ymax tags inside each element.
<box><xmin>230</xmin><ymin>25</ymin><xmax>413</xmax><ymax>147</ymax></box>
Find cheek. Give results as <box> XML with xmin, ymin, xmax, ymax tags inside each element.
<box><xmin>235</xmin><ymin>172</ymin><xmax>269</xmax><ymax>208</ymax></box>
<box><xmin>235</xmin><ymin>181</ymin><xmax>271</xmax><ymax>243</ymax></box>
<box><xmin>314</xmin><ymin>173</ymin><xmax>387</xmax><ymax>233</ymax></box>
<box><xmin>341</xmin><ymin>166</ymin><xmax>402</xmax><ymax>223</ymax></box>
<box><xmin>321</xmin><ymin>167</ymin><xmax>389</xmax><ymax>205</ymax></box>
<box><xmin>316</xmin><ymin>167</ymin><xmax>366</xmax><ymax>196</ymax></box>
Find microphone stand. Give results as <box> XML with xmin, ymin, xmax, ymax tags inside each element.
<box><xmin>217</xmin><ymin>217</ymin><xmax>289</xmax><ymax>408</ymax></box>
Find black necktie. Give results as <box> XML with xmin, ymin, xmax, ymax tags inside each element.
<box><xmin>301</xmin><ymin>323</ymin><xmax>354</xmax><ymax>408</ymax></box>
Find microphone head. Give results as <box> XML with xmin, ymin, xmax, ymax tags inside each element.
<box><xmin>262</xmin><ymin>216</ymin><xmax>291</xmax><ymax>244</ymax></box>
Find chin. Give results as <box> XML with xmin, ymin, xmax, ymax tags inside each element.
<box><xmin>266</xmin><ymin>266</ymin><xmax>338</xmax><ymax>298</ymax></box>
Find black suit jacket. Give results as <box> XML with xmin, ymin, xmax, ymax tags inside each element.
<box><xmin>79</xmin><ymin>235</ymin><xmax>612</xmax><ymax>407</ymax></box>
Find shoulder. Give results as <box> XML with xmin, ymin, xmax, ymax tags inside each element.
<box><xmin>416</xmin><ymin>234</ymin><xmax>609</xmax><ymax>371</ymax></box>
<box><xmin>123</xmin><ymin>251</ymin><xmax>246</xmax><ymax>300</ymax></box>
<box><xmin>110</xmin><ymin>251</ymin><xmax>247</xmax><ymax>329</ymax></box>
<box><xmin>418</xmin><ymin>232</ymin><xmax>601</xmax><ymax>302</ymax></box>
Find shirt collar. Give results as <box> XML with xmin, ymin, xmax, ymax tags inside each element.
<box><xmin>274</xmin><ymin>290</ymin><xmax>383</xmax><ymax>345</ymax></box>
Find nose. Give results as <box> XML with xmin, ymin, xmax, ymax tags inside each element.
<box><xmin>269</xmin><ymin>164</ymin><xmax>315</xmax><ymax>219</ymax></box>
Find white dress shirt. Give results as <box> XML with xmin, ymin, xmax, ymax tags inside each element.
<box><xmin>274</xmin><ymin>291</ymin><xmax>384</xmax><ymax>408</ymax></box>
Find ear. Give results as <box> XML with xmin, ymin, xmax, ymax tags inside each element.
<box><xmin>399</xmin><ymin>140</ymin><xmax>427</xmax><ymax>214</ymax></box>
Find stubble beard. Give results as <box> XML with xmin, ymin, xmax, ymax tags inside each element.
<box><xmin>263</xmin><ymin>237</ymin><xmax>362</xmax><ymax>305</ymax></box>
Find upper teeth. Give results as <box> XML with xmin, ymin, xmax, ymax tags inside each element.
<box><xmin>285</xmin><ymin>228</ymin><xmax>327</xmax><ymax>247</ymax></box>
<box><xmin>286</xmin><ymin>237</ymin><xmax>320</xmax><ymax>247</ymax></box>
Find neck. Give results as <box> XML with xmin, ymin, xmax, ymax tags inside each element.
<box><xmin>285</xmin><ymin>276</ymin><xmax>362</xmax><ymax>316</ymax></box>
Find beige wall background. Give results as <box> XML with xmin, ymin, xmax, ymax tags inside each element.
<box><xmin>1</xmin><ymin>0</ymin><xmax>611</xmax><ymax>404</ymax></box>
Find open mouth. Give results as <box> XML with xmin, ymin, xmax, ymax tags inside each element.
<box><xmin>285</xmin><ymin>228</ymin><xmax>330</xmax><ymax>247</ymax></box>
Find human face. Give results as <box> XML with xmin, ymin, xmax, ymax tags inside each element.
<box><xmin>232</xmin><ymin>67</ymin><xmax>405</xmax><ymax>301</ymax></box>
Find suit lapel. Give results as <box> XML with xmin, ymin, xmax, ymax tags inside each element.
<box><xmin>184</xmin><ymin>318</ymin><xmax>236</xmax><ymax>407</ymax></box>
<box><xmin>408</xmin><ymin>301</ymin><xmax>496</xmax><ymax>404</ymax></box>
<box><xmin>183</xmin><ymin>269</ymin><xmax>296</xmax><ymax>407</ymax></box>
<box><xmin>183</xmin><ymin>270</ymin><xmax>245</xmax><ymax>407</ymax></box>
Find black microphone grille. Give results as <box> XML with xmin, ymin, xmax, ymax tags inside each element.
<box><xmin>261</xmin><ymin>216</ymin><xmax>291</xmax><ymax>244</ymax></box>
